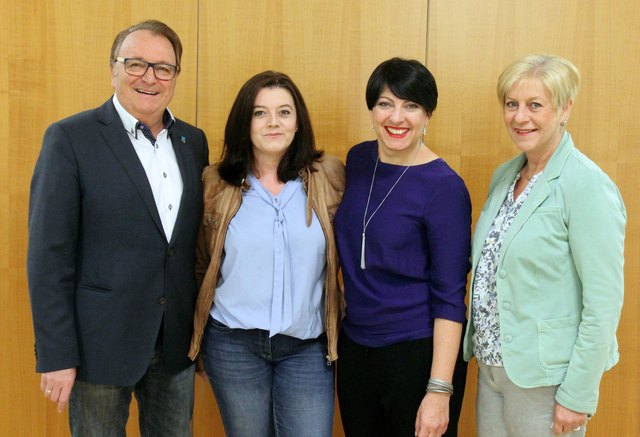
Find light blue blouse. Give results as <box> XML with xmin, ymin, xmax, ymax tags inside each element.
<box><xmin>211</xmin><ymin>174</ymin><xmax>327</xmax><ymax>339</ymax></box>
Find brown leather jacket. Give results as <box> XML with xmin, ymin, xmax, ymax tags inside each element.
<box><xmin>189</xmin><ymin>155</ymin><xmax>345</xmax><ymax>362</ymax></box>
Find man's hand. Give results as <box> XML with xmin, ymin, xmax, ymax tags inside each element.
<box><xmin>40</xmin><ymin>368</ymin><xmax>77</xmax><ymax>413</ymax></box>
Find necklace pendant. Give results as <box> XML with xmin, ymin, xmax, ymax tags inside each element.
<box><xmin>360</xmin><ymin>232</ymin><xmax>366</xmax><ymax>270</ymax></box>
<box><xmin>360</xmin><ymin>145</ymin><xmax>422</xmax><ymax>272</ymax></box>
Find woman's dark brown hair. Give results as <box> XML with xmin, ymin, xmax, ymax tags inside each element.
<box><xmin>218</xmin><ymin>71</ymin><xmax>322</xmax><ymax>186</ymax></box>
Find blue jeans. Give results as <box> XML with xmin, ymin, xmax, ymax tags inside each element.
<box><xmin>69</xmin><ymin>351</ymin><xmax>195</xmax><ymax>437</ymax></box>
<box><xmin>203</xmin><ymin>317</ymin><xmax>335</xmax><ymax>437</ymax></box>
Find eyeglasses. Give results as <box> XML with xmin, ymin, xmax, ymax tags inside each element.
<box><xmin>115</xmin><ymin>57</ymin><xmax>179</xmax><ymax>81</ymax></box>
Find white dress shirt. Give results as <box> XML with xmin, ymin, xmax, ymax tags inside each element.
<box><xmin>112</xmin><ymin>95</ymin><xmax>183</xmax><ymax>241</ymax></box>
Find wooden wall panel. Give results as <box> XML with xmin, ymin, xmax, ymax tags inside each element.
<box><xmin>0</xmin><ymin>0</ymin><xmax>15</xmax><ymax>434</ymax></box>
<box><xmin>427</xmin><ymin>1</ymin><xmax>640</xmax><ymax>435</ymax></box>
<box><xmin>2</xmin><ymin>1</ymin><xmax>198</xmax><ymax>435</ymax></box>
<box><xmin>196</xmin><ymin>0</ymin><xmax>428</xmax><ymax>161</ymax></box>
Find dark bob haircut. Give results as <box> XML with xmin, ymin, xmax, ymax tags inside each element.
<box><xmin>365</xmin><ymin>57</ymin><xmax>438</xmax><ymax>116</ymax></box>
<box><xmin>218</xmin><ymin>71</ymin><xmax>323</xmax><ymax>186</ymax></box>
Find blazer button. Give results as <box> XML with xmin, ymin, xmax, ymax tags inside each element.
<box><xmin>498</xmin><ymin>269</ymin><xmax>507</xmax><ymax>278</ymax></box>
<box><xmin>167</xmin><ymin>248</ymin><xmax>174</xmax><ymax>256</ymax></box>
<box><xmin>158</xmin><ymin>297</ymin><xmax>167</xmax><ymax>305</ymax></box>
<box><xmin>503</xmin><ymin>334</ymin><xmax>513</xmax><ymax>343</ymax></box>
<box><xmin>502</xmin><ymin>302</ymin><xmax>511</xmax><ymax>311</ymax></box>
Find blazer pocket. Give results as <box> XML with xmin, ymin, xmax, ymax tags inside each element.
<box><xmin>77</xmin><ymin>284</ymin><xmax>113</xmax><ymax>294</ymax></box>
<box><xmin>533</xmin><ymin>205</ymin><xmax>560</xmax><ymax>212</ymax></box>
<box><xmin>537</xmin><ymin>315</ymin><xmax>579</xmax><ymax>369</ymax></box>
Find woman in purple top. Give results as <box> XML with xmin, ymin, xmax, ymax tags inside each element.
<box><xmin>334</xmin><ymin>58</ymin><xmax>471</xmax><ymax>437</ymax></box>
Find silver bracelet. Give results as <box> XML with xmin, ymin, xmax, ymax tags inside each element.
<box><xmin>426</xmin><ymin>378</ymin><xmax>454</xmax><ymax>395</ymax></box>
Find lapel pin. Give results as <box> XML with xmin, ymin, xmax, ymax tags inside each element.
<box><xmin>180</xmin><ymin>136</ymin><xmax>186</xmax><ymax>143</ymax></box>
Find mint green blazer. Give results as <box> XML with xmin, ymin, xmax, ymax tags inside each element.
<box><xmin>463</xmin><ymin>132</ymin><xmax>626</xmax><ymax>414</ymax></box>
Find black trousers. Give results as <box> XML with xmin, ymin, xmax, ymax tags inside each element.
<box><xmin>337</xmin><ymin>329</ymin><xmax>467</xmax><ymax>437</ymax></box>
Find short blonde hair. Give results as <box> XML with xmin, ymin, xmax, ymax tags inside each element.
<box><xmin>497</xmin><ymin>54</ymin><xmax>580</xmax><ymax>112</ymax></box>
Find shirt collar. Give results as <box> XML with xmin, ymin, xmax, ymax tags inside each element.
<box><xmin>112</xmin><ymin>94</ymin><xmax>175</xmax><ymax>138</ymax></box>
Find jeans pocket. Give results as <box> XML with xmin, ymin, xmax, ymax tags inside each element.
<box><xmin>209</xmin><ymin>317</ymin><xmax>233</xmax><ymax>333</ymax></box>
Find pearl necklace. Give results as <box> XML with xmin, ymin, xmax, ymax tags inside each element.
<box><xmin>361</xmin><ymin>142</ymin><xmax>423</xmax><ymax>269</ymax></box>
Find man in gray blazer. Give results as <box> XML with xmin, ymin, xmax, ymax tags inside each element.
<box><xmin>27</xmin><ymin>20</ymin><xmax>208</xmax><ymax>436</ymax></box>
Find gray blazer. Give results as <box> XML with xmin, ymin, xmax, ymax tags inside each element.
<box><xmin>27</xmin><ymin>98</ymin><xmax>209</xmax><ymax>385</ymax></box>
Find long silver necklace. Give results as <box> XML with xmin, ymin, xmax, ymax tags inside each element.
<box><xmin>361</xmin><ymin>142</ymin><xmax>423</xmax><ymax>269</ymax></box>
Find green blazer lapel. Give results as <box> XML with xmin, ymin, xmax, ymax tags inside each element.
<box><xmin>471</xmin><ymin>155</ymin><xmax>524</xmax><ymax>267</ymax></box>
<box><xmin>498</xmin><ymin>133</ymin><xmax>573</xmax><ymax>261</ymax></box>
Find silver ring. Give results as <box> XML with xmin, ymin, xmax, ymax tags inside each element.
<box><xmin>572</xmin><ymin>426</ymin><xmax>581</xmax><ymax>431</ymax></box>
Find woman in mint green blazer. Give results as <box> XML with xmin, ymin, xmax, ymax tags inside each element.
<box><xmin>463</xmin><ymin>55</ymin><xmax>625</xmax><ymax>437</ymax></box>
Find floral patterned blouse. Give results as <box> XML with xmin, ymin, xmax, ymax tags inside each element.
<box><xmin>472</xmin><ymin>171</ymin><xmax>542</xmax><ymax>366</ymax></box>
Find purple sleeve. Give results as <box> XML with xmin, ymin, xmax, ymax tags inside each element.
<box><xmin>423</xmin><ymin>176</ymin><xmax>471</xmax><ymax>322</ymax></box>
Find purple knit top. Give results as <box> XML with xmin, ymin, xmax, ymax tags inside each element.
<box><xmin>335</xmin><ymin>140</ymin><xmax>471</xmax><ymax>347</ymax></box>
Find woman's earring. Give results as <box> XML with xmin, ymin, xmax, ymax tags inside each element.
<box><xmin>423</xmin><ymin>126</ymin><xmax>427</xmax><ymax>136</ymax></box>
<box><xmin>560</xmin><ymin>120</ymin><xmax>567</xmax><ymax>127</ymax></box>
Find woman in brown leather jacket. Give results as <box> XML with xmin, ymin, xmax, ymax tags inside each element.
<box><xmin>189</xmin><ymin>71</ymin><xmax>344</xmax><ymax>437</ymax></box>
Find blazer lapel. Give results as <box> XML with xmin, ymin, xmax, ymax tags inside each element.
<box><xmin>168</xmin><ymin>125</ymin><xmax>195</xmax><ymax>244</ymax></box>
<box><xmin>498</xmin><ymin>174</ymin><xmax>551</xmax><ymax>257</ymax></box>
<box><xmin>96</xmin><ymin>99</ymin><xmax>166</xmax><ymax>240</ymax></box>
<box><xmin>471</xmin><ymin>155</ymin><xmax>524</xmax><ymax>267</ymax></box>
<box><xmin>498</xmin><ymin>132</ymin><xmax>573</xmax><ymax>260</ymax></box>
